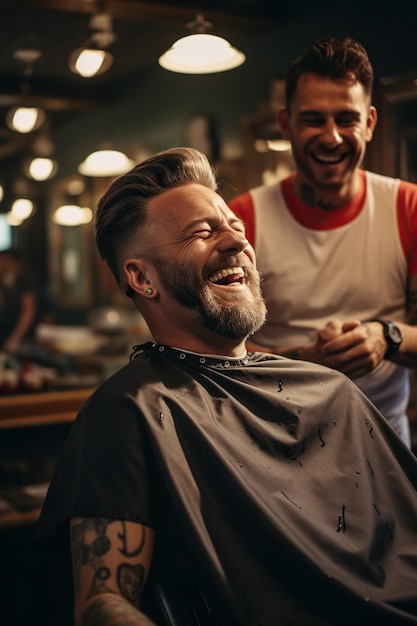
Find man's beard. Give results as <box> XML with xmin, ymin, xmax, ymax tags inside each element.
<box><xmin>154</xmin><ymin>257</ymin><xmax>267</xmax><ymax>341</ymax></box>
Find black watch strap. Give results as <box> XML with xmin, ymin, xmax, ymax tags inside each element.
<box><xmin>374</xmin><ymin>320</ymin><xmax>402</xmax><ymax>360</ymax></box>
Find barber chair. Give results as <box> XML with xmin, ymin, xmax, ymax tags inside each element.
<box><xmin>142</xmin><ymin>568</ymin><xmax>214</xmax><ymax>626</ymax></box>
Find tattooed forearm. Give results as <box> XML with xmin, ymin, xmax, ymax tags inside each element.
<box><xmin>118</xmin><ymin>563</ymin><xmax>145</xmax><ymax>606</ymax></box>
<box><xmin>118</xmin><ymin>520</ymin><xmax>146</xmax><ymax>557</ymax></box>
<box><xmin>80</xmin><ymin>593</ymin><xmax>156</xmax><ymax>626</ymax></box>
<box><xmin>71</xmin><ymin>519</ymin><xmax>114</xmax><ymax>595</ymax></box>
<box><xmin>70</xmin><ymin>518</ymin><xmax>148</xmax><ymax>604</ymax></box>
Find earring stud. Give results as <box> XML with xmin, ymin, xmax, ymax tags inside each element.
<box><xmin>146</xmin><ymin>288</ymin><xmax>153</xmax><ymax>295</ymax></box>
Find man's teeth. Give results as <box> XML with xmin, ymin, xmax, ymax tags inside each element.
<box><xmin>313</xmin><ymin>153</ymin><xmax>344</xmax><ymax>163</ymax></box>
<box><xmin>208</xmin><ymin>266</ymin><xmax>244</xmax><ymax>283</ymax></box>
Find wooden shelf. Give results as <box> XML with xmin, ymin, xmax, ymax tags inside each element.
<box><xmin>0</xmin><ymin>506</ymin><xmax>41</xmax><ymax>530</ymax></box>
<box><xmin>0</xmin><ymin>387</ymin><xmax>96</xmax><ymax>529</ymax></box>
<box><xmin>0</xmin><ymin>387</ymin><xmax>95</xmax><ymax>429</ymax></box>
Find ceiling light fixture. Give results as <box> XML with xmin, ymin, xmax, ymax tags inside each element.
<box><xmin>266</xmin><ymin>139</ymin><xmax>291</xmax><ymax>152</ymax></box>
<box><xmin>158</xmin><ymin>14</ymin><xmax>246</xmax><ymax>74</ymax></box>
<box><xmin>25</xmin><ymin>133</ymin><xmax>58</xmax><ymax>181</ymax></box>
<box><xmin>6</xmin><ymin>49</ymin><xmax>46</xmax><ymax>133</ymax></box>
<box><xmin>6</xmin><ymin>106</ymin><xmax>46</xmax><ymax>134</ymax></box>
<box><xmin>78</xmin><ymin>149</ymin><xmax>134</xmax><ymax>177</ymax></box>
<box><xmin>52</xmin><ymin>176</ymin><xmax>92</xmax><ymax>226</ymax></box>
<box><xmin>52</xmin><ymin>204</ymin><xmax>93</xmax><ymax>227</ymax></box>
<box><xmin>69</xmin><ymin>13</ymin><xmax>115</xmax><ymax>78</ymax></box>
<box><xmin>8</xmin><ymin>198</ymin><xmax>34</xmax><ymax>225</ymax></box>
<box><xmin>27</xmin><ymin>157</ymin><xmax>58</xmax><ymax>181</ymax></box>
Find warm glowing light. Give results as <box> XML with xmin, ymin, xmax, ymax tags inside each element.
<box><xmin>159</xmin><ymin>33</ymin><xmax>245</xmax><ymax>74</ymax></box>
<box><xmin>6</xmin><ymin>212</ymin><xmax>23</xmax><ymax>226</ymax></box>
<box><xmin>28</xmin><ymin>157</ymin><xmax>57</xmax><ymax>181</ymax></box>
<box><xmin>7</xmin><ymin>107</ymin><xmax>45</xmax><ymax>133</ymax></box>
<box><xmin>78</xmin><ymin>150</ymin><xmax>134</xmax><ymax>176</ymax></box>
<box><xmin>69</xmin><ymin>48</ymin><xmax>113</xmax><ymax>77</ymax></box>
<box><xmin>266</xmin><ymin>139</ymin><xmax>292</xmax><ymax>152</ymax></box>
<box><xmin>52</xmin><ymin>205</ymin><xmax>93</xmax><ymax>226</ymax></box>
<box><xmin>11</xmin><ymin>198</ymin><xmax>34</xmax><ymax>220</ymax></box>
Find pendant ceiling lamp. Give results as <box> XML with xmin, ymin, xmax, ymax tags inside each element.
<box><xmin>52</xmin><ymin>177</ymin><xmax>92</xmax><ymax>226</ymax></box>
<box><xmin>7</xmin><ymin>197</ymin><xmax>34</xmax><ymax>226</ymax></box>
<box><xmin>78</xmin><ymin>149</ymin><xmax>134</xmax><ymax>177</ymax></box>
<box><xmin>159</xmin><ymin>14</ymin><xmax>246</xmax><ymax>74</ymax></box>
<box><xmin>6</xmin><ymin>49</ymin><xmax>46</xmax><ymax>133</ymax></box>
<box><xmin>25</xmin><ymin>134</ymin><xmax>58</xmax><ymax>181</ymax></box>
<box><xmin>69</xmin><ymin>13</ymin><xmax>115</xmax><ymax>78</ymax></box>
<box><xmin>52</xmin><ymin>204</ymin><xmax>93</xmax><ymax>226</ymax></box>
<box><xmin>6</xmin><ymin>106</ymin><xmax>45</xmax><ymax>134</ymax></box>
<box><xmin>27</xmin><ymin>157</ymin><xmax>58</xmax><ymax>181</ymax></box>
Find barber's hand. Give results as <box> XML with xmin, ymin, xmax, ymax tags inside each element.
<box><xmin>315</xmin><ymin>319</ymin><xmax>386</xmax><ymax>379</ymax></box>
<box><xmin>300</xmin><ymin>319</ymin><xmax>344</xmax><ymax>364</ymax></box>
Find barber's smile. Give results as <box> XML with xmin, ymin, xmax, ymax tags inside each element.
<box><xmin>310</xmin><ymin>151</ymin><xmax>347</xmax><ymax>165</ymax></box>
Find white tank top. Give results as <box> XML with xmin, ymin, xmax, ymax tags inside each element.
<box><xmin>251</xmin><ymin>171</ymin><xmax>410</xmax><ymax>442</ymax></box>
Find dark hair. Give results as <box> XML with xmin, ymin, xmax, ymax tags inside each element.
<box><xmin>95</xmin><ymin>147</ymin><xmax>217</xmax><ymax>289</ymax></box>
<box><xmin>285</xmin><ymin>37</ymin><xmax>374</xmax><ymax>112</ymax></box>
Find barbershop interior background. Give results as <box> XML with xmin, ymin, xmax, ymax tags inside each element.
<box><xmin>0</xmin><ymin>1</ymin><xmax>416</xmax><ymax>624</ymax></box>
<box><xmin>0</xmin><ymin>0</ymin><xmax>415</xmax><ymax>325</ymax></box>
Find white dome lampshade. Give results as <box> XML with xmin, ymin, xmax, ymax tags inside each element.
<box><xmin>7</xmin><ymin>198</ymin><xmax>34</xmax><ymax>225</ymax></box>
<box><xmin>159</xmin><ymin>33</ymin><xmax>245</xmax><ymax>74</ymax></box>
<box><xmin>6</xmin><ymin>106</ymin><xmax>45</xmax><ymax>133</ymax></box>
<box><xmin>52</xmin><ymin>205</ymin><xmax>93</xmax><ymax>226</ymax></box>
<box><xmin>78</xmin><ymin>149</ymin><xmax>134</xmax><ymax>177</ymax></box>
<box><xmin>69</xmin><ymin>47</ymin><xmax>113</xmax><ymax>78</ymax></box>
<box><xmin>158</xmin><ymin>14</ymin><xmax>245</xmax><ymax>74</ymax></box>
<box><xmin>27</xmin><ymin>157</ymin><xmax>58</xmax><ymax>181</ymax></box>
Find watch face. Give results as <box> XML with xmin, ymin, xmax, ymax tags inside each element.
<box><xmin>388</xmin><ymin>323</ymin><xmax>402</xmax><ymax>343</ymax></box>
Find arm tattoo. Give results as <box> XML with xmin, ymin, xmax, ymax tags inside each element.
<box><xmin>118</xmin><ymin>563</ymin><xmax>145</xmax><ymax>605</ymax></box>
<box><xmin>118</xmin><ymin>520</ymin><xmax>146</xmax><ymax>557</ymax></box>
<box><xmin>71</xmin><ymin>518</ymin><xmax>147</xmax><ymax>607</ymax></box>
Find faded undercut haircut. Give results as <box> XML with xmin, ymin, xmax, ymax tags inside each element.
<box><xmin>285</xmin><ymin>36</ymin><xmax>374</xmax><ymax>113</ymax></box>
<box><xmin>95</xmin><ymin>147</ymin><xmax>218</xmax><ymax>290</ymax></box>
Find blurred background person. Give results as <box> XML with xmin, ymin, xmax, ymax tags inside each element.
<box><xmin>0</xmin><ymin>248</ymin><xmax>37</xmax><ymax>354</ymax></box>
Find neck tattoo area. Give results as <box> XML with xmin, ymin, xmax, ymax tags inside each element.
<box><xmin>300</xmin><ymin>184</ymin><xmax>337</xmax><ymax>210</ymax></box>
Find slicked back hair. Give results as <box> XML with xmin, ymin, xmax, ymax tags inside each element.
<box><xmin>95</xmin><ymin>147</ymin><xmax>218</xmax><ymax>289</ymax></box>
<box><xmin>284</xmin><ymin>37</ymin><xmax>374</xmax><ymax>113</ymax></box>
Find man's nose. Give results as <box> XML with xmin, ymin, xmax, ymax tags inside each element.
<box><xmin>217</xmin><ymin>226</ymin><xmax>248</xmax><ymax>253</ymax></box>
<box><xmin>321</xmin><ymin>119</ymin><xmax>342</xmax><ymax>145</ymax></box>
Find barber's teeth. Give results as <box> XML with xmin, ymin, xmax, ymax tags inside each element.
<box><xmin>315</xmin><ymin>154</ymin><xmax>343</xmax><ymax>163</ymax></box>
<box><xmin>208</xmin><ymin>266</ymin><xmax>244</xmax><ymax>283</ymax></box>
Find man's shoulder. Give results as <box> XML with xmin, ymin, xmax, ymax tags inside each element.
<box><xmin>365</xmin><ymin>170</ymin><xmax>417</xmax><ymax>207</ymax></box>
<box><xmin>87</xmin><ymin>345</ymin><xmax>157</xmax><ymax>404</ymax></box>
<box><xmin>365</xmin><ymin>169</ymin><xmax>417</xmax><ymax>191</ymax></box>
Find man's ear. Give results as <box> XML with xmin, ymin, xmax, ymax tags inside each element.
<box><xmin>277</xmin><ymin>106</ymin><xmax>291</xmax><ymax>140</ymax></box>
<box><xmin>123</xmin><ymin>258</ymin><xmax>156</xmax><ymax>298</ymax></box>
<box><xmin>365</xmin><ymin>105</ymin><xmax>378</xmax><ymax>142</ymax></box>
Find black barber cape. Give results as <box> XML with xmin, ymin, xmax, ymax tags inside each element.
<box><xmin>37</xmin><ymin>343</ymin><xmax>417</xmax><ymax>626</ymax></box>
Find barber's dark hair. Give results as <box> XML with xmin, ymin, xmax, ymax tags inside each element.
<box><xmin>285</xmin><ymin>37</ymin><xmax>374</xmax><ymax>112</ymax></box>
<box><xmin>95</xmin><ymin>147</ymin><xmax>217</xmax><ymax>291</ymax></box>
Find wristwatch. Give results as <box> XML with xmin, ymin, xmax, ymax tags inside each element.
<box><xmin>375</xmin><ymin>320</ymin><xmax>402</xmax><ymax>360</ymax></box>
